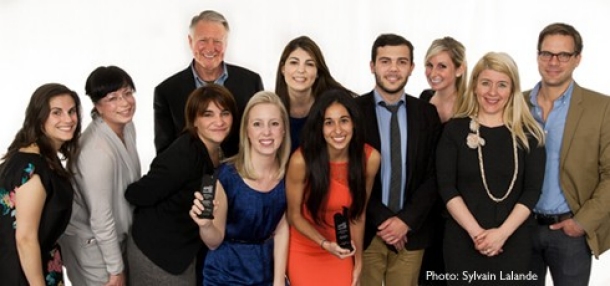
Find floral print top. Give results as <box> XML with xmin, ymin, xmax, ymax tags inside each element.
<box><xmin>0</xmin><ymin>152</ymin><xmax>73</xmax><ymax>285</ymax></box>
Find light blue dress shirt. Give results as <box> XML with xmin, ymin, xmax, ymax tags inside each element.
<box><xmin>374</xmin><ymin>90</ymin><xmax>407</xmax><ymax>210</ymax></box>
<box><xmin>191</xmin><ymin>61</ymin><xmax>229</xmax><ymax>88</ymax></box>
<box><xmin>530</xmin><ymin>81</ymin><xmax>574</xmax><ymax>215</ymax></box>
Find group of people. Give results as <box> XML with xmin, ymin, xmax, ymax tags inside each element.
<box><xmin>0</xmin><ymin>9</ymin><xmax>608</xmax><ymax>286</ymax></box>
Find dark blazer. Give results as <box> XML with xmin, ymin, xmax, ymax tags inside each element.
<box><xmin>125</xmin><ymin>133</ymin><xmax>213</xmax><ymax>274</ymax></box>
<box><xmin>419</xmin><ymin>89</ymin><xmax>434</xmax><ymax>102</ymax></box>
<box><xmin>525</xmin><ymin>83</ymin><xmax>610</xmax><ymax>257</ymax></box>
<box><xmin>356</xmin><ymin>91</ymin><xmax>442</xmax><ymax>250</ymax></box>
<box><xmin>154</xmin><ymin>62</ymin><xmax>264</xmax><ymax>156</ymax></box>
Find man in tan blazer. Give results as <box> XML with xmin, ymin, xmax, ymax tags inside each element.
<box><xmin>525</xmin><ymin>23</ymin><xmax>610</xmax><ymax>286</ymax></box>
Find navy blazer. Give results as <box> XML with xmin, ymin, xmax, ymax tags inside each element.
<box><xmin>356</xmin><ymin>91</ymin><xmax>441</xmax><ymax>250</ymax></box>
<box><xmin>154</xmin><ymin>62</ymin><xmax>264</xmax><ymax>156</ymax></box>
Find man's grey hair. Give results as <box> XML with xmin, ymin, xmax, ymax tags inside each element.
<box><xmin>190</xmin><ymin>10</ymin><xmax>230</xmax><ymax>33</ymax></box>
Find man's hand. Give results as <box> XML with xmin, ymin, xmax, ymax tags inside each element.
<box><xmin>377</xmin><ymin>216</ymin><xmax>409</xmax><ymax>247</ymax></box>
<box><xmin>550</xmin><ymin>218</ymin><xmax>585</xmax><ymax>237</ymax></box>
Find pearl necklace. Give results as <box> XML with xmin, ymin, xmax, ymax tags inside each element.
<box><xmin>468</xmin><ymin>117</ymin><xmax>518</xmax><ymax>203</ymax></box>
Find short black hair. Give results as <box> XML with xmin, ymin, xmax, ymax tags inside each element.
<box><xmin>371</xmin><ymin>33</ymin><xmax>414</xmax><ymax>63</ymax></box>
<box><xmin>85</xmin><ymin>66</ymin><xmax>135</xmax><ymax>104</ymax></box>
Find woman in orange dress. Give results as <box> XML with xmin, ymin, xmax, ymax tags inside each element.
<box><xmin>286</xmin><ymin>89</ymin><xmax>380</xmax><ymax>286</ymax></box>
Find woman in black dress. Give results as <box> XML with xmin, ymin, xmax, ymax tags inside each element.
<box><xmin>436</xmin><ymin>52</ymin><xmax>545</xmax><ymax>285</ymax></box>
<box><xmin>0</xmin><ymin>83</ymin><xmax>81</xmax><ymax>285</ymax></box>
<box><xmin>418</xmin><ymin>37</ymin><xmax>467</xmax><ymax>286</ymax></box>
<box><xmin>420</xmin><ymin>36</ymin><xmax>467</xmax><ymax>123</ymax></box>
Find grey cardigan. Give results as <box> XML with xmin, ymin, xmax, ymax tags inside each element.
<box><xmin>63</xmin><ymin>117</ymin><xmax>141</xmax><ymax>274</ymax></box>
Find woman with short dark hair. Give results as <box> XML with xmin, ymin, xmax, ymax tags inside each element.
<box><xmin>125</xmin><ymin>84</ymin><xmax>236</xmax><ymax>285</ymax></box>
<box><xmin>59</xmin><ymin>66</ymin><xmax>140</xmax><ymax>286</ymax></box>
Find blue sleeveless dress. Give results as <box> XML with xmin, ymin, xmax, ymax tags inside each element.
<box><xmin>203</xmin><ymin>163</ymin><xmax>286</xmax><ymax>286</ymax></box>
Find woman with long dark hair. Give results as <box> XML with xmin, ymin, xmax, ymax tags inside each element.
<box><xmin>275</xmin><ymin>35</ymin><xmax>349</xmax><ymax>152</ymax></box>
<box><xmin>0</xmin><ymin>83</ymin><xmax>82</xmax><ymax>285</ymax></box>
<box><xmin>286</xmin><ymin>89</ymin><xmax>380</xmax><ymax>286</ymax></box>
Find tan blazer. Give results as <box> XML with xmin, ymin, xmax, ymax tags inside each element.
<box><xmin>526</xmin><ymin>83</ymin><xmax>610</xmax><ymax>257</ymax></box>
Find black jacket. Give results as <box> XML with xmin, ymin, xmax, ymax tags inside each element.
<box><xmin>125</xmin><ymin>133</ymin><xmax>213</xmax><ymax>274</ymax></box>
<box><xmin>153</xmin><ymin>62</ymin><xmax>263</xmax><ymax>156</ymax></box>
<box><xmin>356</xmin><ymin>91</ymin><xmax>441</xmax><ymax>250</ymax></box>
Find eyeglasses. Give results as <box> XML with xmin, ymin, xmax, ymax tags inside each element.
<box><xmin>102</xmin><ymin>89</ymin><xmax>134</xmax><ymax>104</ymax></box>
<box><xmin>538</xmin><ymin>51</ymin><xmax>578</xmax><ymax>62</ymax></box>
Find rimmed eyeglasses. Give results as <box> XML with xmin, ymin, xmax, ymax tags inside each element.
<box><xmin>538</xmin><ymin>51</ymin><xmax>578</xmax><ymax>62</ymax></box>
<box><xmin>102</xmin><ymin>89</ymin><xmax>135</xmax><ymax>104</ymax></box>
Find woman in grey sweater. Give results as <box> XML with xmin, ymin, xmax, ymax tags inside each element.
<box><xmin>59</xmin><ymin>66</ymin><xmax>141</xmax><ymax>286</ymax></box>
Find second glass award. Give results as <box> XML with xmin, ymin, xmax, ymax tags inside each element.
<box><xmin>334</xmin><ymin>206</ymin><xmax>353</xmax><ymax>251</ymax></box>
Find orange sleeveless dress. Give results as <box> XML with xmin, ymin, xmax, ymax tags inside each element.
<box><xmin>287</xmin><ymin>144</ymin><xmax>373</xmax><ymax>286</ymax></box>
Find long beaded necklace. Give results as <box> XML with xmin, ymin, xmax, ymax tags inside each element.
<box><xmin>468</xmin><ymin>117</ymin><xmax>518</xmax><ymax>203</ymax></box>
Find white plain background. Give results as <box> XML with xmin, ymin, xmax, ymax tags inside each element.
<box><xmin>1</xmin><ymin>1</ymin><xmax>608</xmax><ymax>285</ymax></box>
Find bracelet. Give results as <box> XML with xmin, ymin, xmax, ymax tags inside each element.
<box><xmin>320</xmin><ymin>239</ymin><xmax>328</xmax><ymax>249</ymax></box>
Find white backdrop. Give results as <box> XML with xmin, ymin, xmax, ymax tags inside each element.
<box><xmin>1</xmin><ymin>0</ymin><xmax>609</xmax><ymax>285</ymax></box>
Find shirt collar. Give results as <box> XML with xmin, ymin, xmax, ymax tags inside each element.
<box><xmin>191</xmin><ymin>60</ymin><xmax>229</xmax><ymax>87</ymax></box>
<box><xmin>529</xmin><ymin>80</ymin><xmax>575</xmax><ymax>107</ymax></box>
<box><xmin>373</xmin><ymin>89</ymin><xmax>406</xmax><ymax>107</ymax></box>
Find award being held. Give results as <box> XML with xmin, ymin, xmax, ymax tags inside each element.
<box><xmin>198</xmin><ymin>173</ymin><xmax>216</xmax><ymax>219</ymax></box>
<box><xmin>334</xmin><ymin>207</ymin><xmax>353</xmax><ymax>251</ymax></box>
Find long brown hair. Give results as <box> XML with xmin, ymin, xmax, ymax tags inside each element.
<box><xmin>275</xmin><ymin>36</ymin><xmax>348</xmax><ymax>112</ymax></box>
<box><xmin>2</xmin><ymin>83</ymin><xmax>82</xmax><ymax>178</ymax></box>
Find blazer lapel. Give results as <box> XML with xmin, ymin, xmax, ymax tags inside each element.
<box><xmin>363</xmin><ymin>92</ymin><xmax>382</xmax><ymax>150</ymax></box>
<box><xmin>560</xmin><ymin>83</ymin><xmax>584</xmax><ymax>168</ymax></box>
<box><xmin>405</xmin><ymin>97</ymin><xmax>419</xmax><ymax>187</ymax></box>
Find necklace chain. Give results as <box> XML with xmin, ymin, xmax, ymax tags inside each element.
<box><xmin>471</xmin><ymin>117</ymin><xmax>519</xmax><ymax>203</ymax></box>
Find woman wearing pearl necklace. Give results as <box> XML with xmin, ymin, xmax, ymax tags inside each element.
<box><xmin>436</xmin><ymin>52</ymin><xmax>546</xmax><ymax>285</ymax></box>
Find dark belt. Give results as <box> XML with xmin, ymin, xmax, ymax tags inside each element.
<box><xmin>227</xmin><ymin>235</ymin><xmax>273</xmax><ymax>245</ymax></box>
<box><xmin>534</xmin><ymin>212</ymin><xmax>573</xmax><ymax>225</ymax></box>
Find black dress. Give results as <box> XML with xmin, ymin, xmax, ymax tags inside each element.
<box><xmin>418</xmin><ymin>89</ymin><xmax>449</xmax><ymax>286</ymax></box>
<box><xmin>436</xmin><ymin>118</ymin><xmax>545</xmax><ymax>286</ymax></box>
<box><xmin>0</xmin><ymin>152</ymin><xmax>73</xmax><ymax>285</ymax></box>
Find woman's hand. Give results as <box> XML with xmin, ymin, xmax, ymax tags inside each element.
<box><xmin>474</xmin><ymin>228</ymin><xmax>508</xmax><ymax>257</ymax></box>
<box><xmin>189</xmin><ymin>192</ymin><xmax>217</xmax><ymax>228</ymax></box>
<box><xmin>322</xmin><ymin>240</ymin><xmax>356</xmax><ymax>259</ymax></box>
<box><xmin>104</xmin><ymin>272</ymin><xmax>125</xmax><ymax>286</ymax></box>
